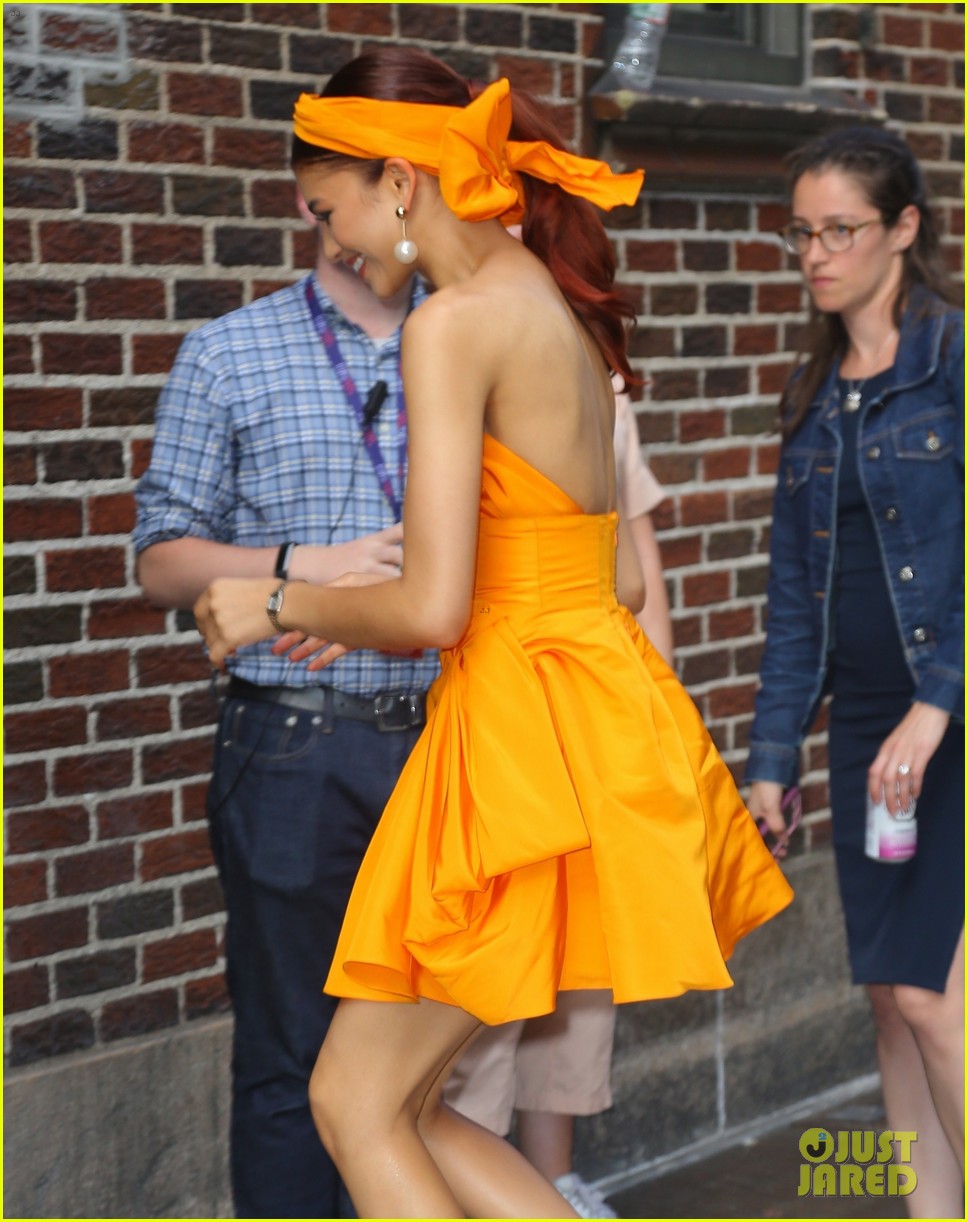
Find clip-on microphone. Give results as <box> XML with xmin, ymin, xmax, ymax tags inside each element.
<box><xmin>363</xmin><ymin>380</ymin><xmax>389</xmax><ymax>426</ymax></box>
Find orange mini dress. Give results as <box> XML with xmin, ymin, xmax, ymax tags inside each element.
<box><xmin>325</xmin><ymin>435</ymin><xmax>794</xmax><ymax>1024</ymax></box>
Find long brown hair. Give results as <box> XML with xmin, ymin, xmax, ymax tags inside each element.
<box><xmin>781</xmin><ymin>126</ymin><xmax>958</xmax><ymax>436</ymax></box>
<box><xmin>291</xmin><ymin>47</ymin><xmax>637</xmax><ymax>382</ymax></box>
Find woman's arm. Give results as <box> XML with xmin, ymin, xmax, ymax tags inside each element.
<box><xmin>196</xmin><ymin>295</ymin><xmax>487</xmax><ymax>667</ymax></box>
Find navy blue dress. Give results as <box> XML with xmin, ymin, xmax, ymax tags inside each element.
<box><xmin>828</xmin><ymin>369</ymin><xmax>963</xmax><ymax>993</ymax></box>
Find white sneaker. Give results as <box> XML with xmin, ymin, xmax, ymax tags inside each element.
<box><xmin>554</xmin><ymin>1172</ymin><xmax>618</xmax><ymax>1219</ymax></box>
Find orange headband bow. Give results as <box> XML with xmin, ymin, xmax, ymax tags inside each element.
<box><xmin>293</xmin><ymin>78</ymin><xmax>643</xmax><ymax>224</ymax></box>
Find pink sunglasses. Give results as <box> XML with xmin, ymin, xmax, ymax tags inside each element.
<box><xmin>756</xmin><ymin>786</ymin><xmax>803</xmax><ymax>858</ymax></box>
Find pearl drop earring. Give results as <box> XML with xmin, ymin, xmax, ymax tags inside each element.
<box><xmin>394</xmin><ymin>205</ymin><xmax>419</xmax><ymax>265</ymax></box>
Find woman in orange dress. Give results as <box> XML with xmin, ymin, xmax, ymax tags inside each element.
<box><xmin>195</xmin><ymin>47</ymin><xmax>793</xmax><ymax>1219</ymax></box>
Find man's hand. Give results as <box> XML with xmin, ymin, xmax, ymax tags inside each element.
<box><xmin>289</xmin><ymin>523</ymin><xmax>404</xmax><ymax>584</ymax></box>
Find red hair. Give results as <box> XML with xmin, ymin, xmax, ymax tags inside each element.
<box><xmin>293</xmin><ymin>48</ymin><xmax>637</xmax><ymax>381</ymax></box>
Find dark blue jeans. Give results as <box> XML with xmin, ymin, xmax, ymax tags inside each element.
<box><xmin>207</xmin><ymin>692</ymin><xmax>423</xmax><ymax>1219</ymax></box>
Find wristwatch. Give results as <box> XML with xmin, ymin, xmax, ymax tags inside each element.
<box><xmin>266</xmin><ymin>581</ymin><xmax>289</xmax><ymax>633</ymax></box>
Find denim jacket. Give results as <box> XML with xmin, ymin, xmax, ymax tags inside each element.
<box><xmin>746</xmin><ymin>290</ymin><xmax>964</xmax><ymax>787</ymax></box>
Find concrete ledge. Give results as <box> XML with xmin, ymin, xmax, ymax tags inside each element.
<box><xmin>4</xmin><ymin>1017</ymin><xmax>232</xmax><ymax>1219</ymax></box>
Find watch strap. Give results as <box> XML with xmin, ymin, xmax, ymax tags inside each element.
<box><xmin>274</xmin><ymin>541</ymin><xmax>296</xmax><ymax>580</ymax></box>
<box><xmin>266</xmin><ymin>581</ymin><xmax>288</xmax><ymax>633</ymax></box>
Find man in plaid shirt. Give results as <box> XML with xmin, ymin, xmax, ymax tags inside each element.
<box><xmin>135</xmin><ymin>211</ymin><xmax>437</xmax><ymax>1218</ymax></box>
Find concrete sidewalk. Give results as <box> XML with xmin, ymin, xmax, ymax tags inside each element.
<box><xmin>594</xmin><ymin>1079</ymin><xmax>909</xmax><ymax>1219</ymax></box>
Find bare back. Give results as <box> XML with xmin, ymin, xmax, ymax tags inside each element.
<box><xmin>433</xmin><ymin>240</ymin><xmax>618</xmax><ymax>516</ymax></box>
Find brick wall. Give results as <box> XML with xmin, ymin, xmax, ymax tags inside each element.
<box><xmin>4</xmin><ymin>3</ymin><xmax>964</xmax><ymax>1069</ymax></box>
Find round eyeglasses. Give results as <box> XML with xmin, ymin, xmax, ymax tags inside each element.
<box><xmin>778</xmin><ymin>218</ymin><xmax>882</xmax><ymax>256</ymax></box>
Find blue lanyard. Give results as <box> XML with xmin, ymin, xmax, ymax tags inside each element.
<box><xmin>304</xmin><ymin>279</ymin><xmax>406</xmax><ymax>522</ymax></box>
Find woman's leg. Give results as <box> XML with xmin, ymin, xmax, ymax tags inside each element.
<box><xmin>310</xmin><ymin>996</ymin><xmax>579</xmax><ymax>1219</ymax></box>
<box><xmin>868</xmin><ymin>930</ymin><xmax>964</xmax><ymax>1219</ymax></box>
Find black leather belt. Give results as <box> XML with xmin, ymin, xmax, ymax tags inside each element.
<box><xmin>227</xmin><ymin>677</ymin><xmax>425</xmax><ymax>732</ymax></box>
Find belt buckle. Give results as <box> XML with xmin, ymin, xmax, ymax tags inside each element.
<box><xmin>373</xmin><ymin>692</ymin><xmax>419</xmax><ymax>732</ymax></box>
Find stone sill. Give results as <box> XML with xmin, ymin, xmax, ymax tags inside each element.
<box><xmin>592</xmin><ymin>78</ymin><xmax>886</xmax><ymax>194</ymax></box>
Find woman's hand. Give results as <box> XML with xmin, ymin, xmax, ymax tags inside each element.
<box><xmin>270</xmin><ymin>571</ymin><xmax>398</xmax><ymax>672</ymax></box>
<box><xmin>194</xmin><ymin>576</ymin><xmax>279</xmax><ymax>670</ymax></box>
<box><xmin>868</xmin><ymin>701</ymin><xmax>950</xmax><ymax>814</ymax></box>
<box><xmin>747</xmin><ymin>780</ymin><xmax>790</xmax><ymax>856</ymax></box>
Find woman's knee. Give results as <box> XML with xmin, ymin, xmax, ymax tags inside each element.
<box><xmin>892</xmin><ymin>982</ymin><xmax>960</xmax><ymax>1041</ymax></box>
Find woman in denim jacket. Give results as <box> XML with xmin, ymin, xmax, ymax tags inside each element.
<box><xmin>746</xmin><ymin>128</ymin><xmax>963</xmax><ymax>1216</ymax></box>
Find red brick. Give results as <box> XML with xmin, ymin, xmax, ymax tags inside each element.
<box><xmin>135</xmin><ymin>643</ymin><xmax>210</xmax><ymax>688</ymax></box>
<box><xmin>683</xmin><ymin>571</ymin><xmax>730</xmax><ymax>607</ymax></box>
<box><xmin>680</xmin><ymin>410</ymin><xmax>726</xmax><ymax>443</ymax></box>
<box><xmin>496</xmin><ymin>55</ymin><xmax>555</xmax><ymax>95</ymax></box>
<box><xmin>673</xmin><ymin>613</ymin><xmax>702</xmax><ymax>649</ymax></box>
<box><xmin>55</xmin><ymin>844</ymin><xmax>135</xmax><ymax>896</ymax></box>
<box><xmin>41</xmin><ymin>10</ymin><xmax>119</xmax><ymax>55</ymax></box>
<box><xmin>7</xmin><ymin>805</ymin><xmax>90</xmax><ymax>855</ymax></box>
<box><xmin>326</xmin><ymin>3</ymin><xmax>393</xmax><ymax>34</ymax></box>
<box><xmin>929</xmin><ymin>17</ymin><xmax>962</xmax><ymax>50</ymax></box>
<box><xmin>4</xmin><ymin>761</ymin><xmax>47</xmax><ymax>809</ymax></box>
<box><xmin>758</xmin><ymin>362</ymin><xmax>795</xmax><ymax>396</ymax></box>
<box><xmin>95</xmin><ymin>695</ymin><xmax>171</xmax><ymax>741</ymax></box>
<box><xmin>733</xmin><ymin>489</ymin><xmax>775</xmax><ymax>521</ymax></box>
<box><xmin>5</xmin><ymin>219</ymin><xmax>32</xmax><ymax>263</ymax></box>
<box><xmin>128</xmin><ymin>120</ymin><xmax>205</xmax><ymax>164</ymax></box>
<box><xmin>882</xmin><ymin>13</ymin><xmax>924</xmax><ymax>46</ymax></box>
<box><xmin>132</xmin><ymin>222</ymin><xmax>205</xmax><ymax>264</ymax></box>
<box><xmin>757</xmin><ymin>283</ymin><xmax>804</xmax><ymax>314</ymax></box>
<box><xmin>39</xmin><ymin>220</ymin><xmax>123</xmax><ymax>264</ymax></box>
<box><xmin>4</xmin><ymin>447</ymin><xmax>37</xmax><ymax>484</ymax></box>
<box><xmin>657</xmin><ymin>535</ymin><xmax>701</xmax><ymax>569</ymax></box>
<box><xmin>292</xmin><ymin>228</ymin><xmax>317</xmax><ymax>267</ymax></box>
<box><xmin>756</xmin><ymin>202</ymin><xmax>789</xmax><ymax>233</ymax></box>
<box><xmin>45</xmin><ymin>546</ymin><xmax>127</xmax><ymax>593</ymax></box>
<box><xmin>181</xmin><ymin>875</ymin><xmax>223</xmax><ymax>921</ymax></box>
<box><xmin>41</xmin><ymin>332</ymin><xmax>122</xmax><ymax>375</ymax></box>
<box><xmin>130</xmin><ymin>443</ymin><xmax>153</xmax><ymax>485</ymax></box>
<box><xmin>707</xmin><ymin>681</ymin><xmax>758</xmax><ymax>719</ymax></box>
<box><xmin>48</xmin><ymin>650</ymin><xmax>130</xmax><ymax>698</ymax></box>
<box><xmin>142</xmin><ymin>736</ymin><xmax>213</xmax><ymax>785</ymax></box>
<box><xmin>703</xmin><ymin>448</ymin><xmax>751</xmax><ymax>481</ymax></box>
<box><xmin>4</xmin><ymin>706</ymin><xmax>87</xmax><ymax>754</ymax></box>
<box><xmin>97</xmin><ymin>791</ymin><xmax>173</xmax><ymax>840</ymax></box>
<box><xmin>6</xmin><ymin>908</ymin><xmax>88</xmax><ymax>961</ymax></box>
<box><xmin>132</xmin><ymin>333</ymin><xmax>183</xmax><ymax>374</ymax></box>
<box><xmin>735</xmin><ymin>241</ymin><xmax>782</xmax><ymax>272</ymax></box>
<box><xmin>709</xmin><ymin>607</ymin><xmax>756</xmax><ymax>639</ymax></box>
<box><xmin>651</xmin><ymin>370</ymin><xmax>698</xmax><ymax>401</ymax></box>
<box><xmin>89</xmin><ymin>596</ymin><xmax>167</xmax><ymax>639</ymax></box>
<box><xmin>3</xmin><ymin>966</ymin><xmax>50</xmax><ymax>1014</ymax></box>
<box><xmin>4</xmin><ymin>860</ymin><xmax>48</xmax><ymax>907</ymax></box>
<box><xmin>212</xmin><ymin>127</ymin><xmax>287</xmax><ymax>170</ymax></box>
<box><xmin>251</xmin><ymin>279</ymin><xmax>292</xmax><ymax>301</ymax></box>
<box><xmin>909</xmin><ymin>55</ymin><xmax>950</xmax><ymax>87</ymax></box>
<box><xmin>88</xmin><ymin>492</ymin><xmax>138</xmax><ymax>537</ymax></box>
<box><xmin>251</xmin><ymin>4</ymin><xmax>321</xmax><ymax>27</ymax></box>
<box><xmin>680</xmin><ymin>491</ymin><xmax>728</xmax><ymax>527</ymax></box>
<box><xmin>185</xmin><ymin>973</ymin><xmax>231</xmax><ymax>1019</ymax></box>
<box><xmin>4</xmin><ymin>388</ymin><xmax>83</xmax><ymax>432</ymax></box>
<box><xmin>4</xmin><ymin>335</ymin><xmax>34</xmax><ymax>374</ymax></box>
<box><xmin>141</xmin><ymin>828</ymin><xmax>214</xmax><ymax>880</ymax></box>
<box><xmin>4</xmin><ymin>118</ymin><xmax>31</xmax><ymax>159</ymax></box>
<box><xmin>927</xmin><ymin>95</ymin><xmax>964</xmax><ymax>125</ymax></box>
<box><xmin>650</xmin><ymin>453</ymin><xmax>697</xmax><ymax>485</ymax></box>
<box><xmin>102</xmin><ymin>990</ymin><xmax>179</xmax><ymax>1042</ymax></box>
<box><xmin>5</xmin><ymin>280</ymin><xmax>77</xmax><ymax>324</ymax></box>
<box><xmin>168</xmin><ymin>72</ymin><xmax>243</xmax><ymax>117</ymax></box>
<box><xmin>143</xmin><ymin>929</ymin><xmax>218</xmax><ymax>982</ymax></box>
<box><xmin>53</xmin><ymin>749</ymin><xmax>133</xmax><ymax>796</ymax></box>
<box><xmin>179</xmin><ymin>687</ymin><xmax>219</xmax><ymax>730</ymax></box>
<box><xmin>86</xmin><ymin>277</ymin><xmax>166</xmax><ymax>320</ymax></box>
<box><xmin>625</xmin><ymin>239</ymin><xmax>677</xmax><ymax>273</ymax></box>
<box><xmin>757</xmin><ymin>444</ymin><xmax>781</xmax><ymax>476</ymax></box>
<box><xmin>251</xmin><ymin>179</ymin><xmax>300</xmax><ymax>219</ymax></box>
<box><xmin>180</xmin><ymin>780</ymin><xmax>210</xmax><ymax>824</ymax></box>
<box><xmin>734</xmin><ymin>324</ymin><xmax>778</xmax><ymax>356</ymax></box>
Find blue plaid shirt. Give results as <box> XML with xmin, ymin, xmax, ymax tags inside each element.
<box><xmin>134</xmin><ymin>273</ymin><xmax>439</xmax><ymax>697</ymax></box>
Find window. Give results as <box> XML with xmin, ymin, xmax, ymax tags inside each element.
<box><xmin>601</xmin><ymin>4</ymin><xmax>804</xmax><ymax>89</ymax></box>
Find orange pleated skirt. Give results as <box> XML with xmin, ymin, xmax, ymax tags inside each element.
<box><xmin>325</xmin><ymin>435</ymin><xmax>793</xmax><ymax>1023</ymax></box>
